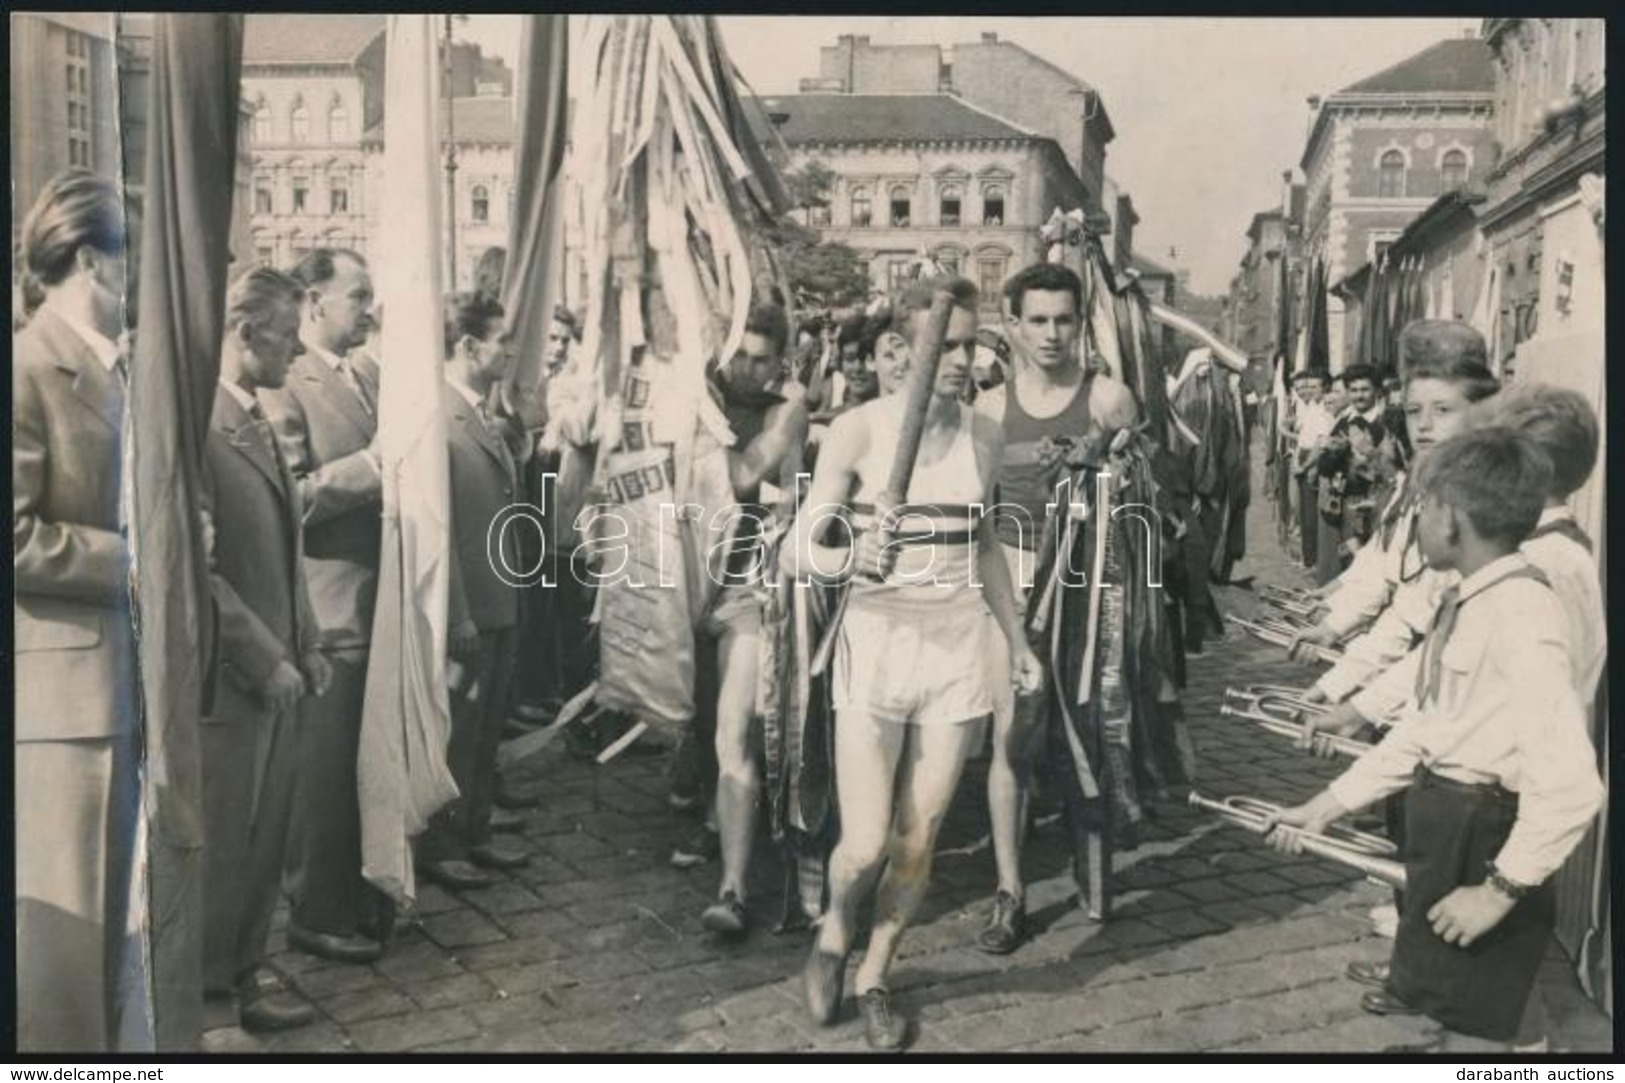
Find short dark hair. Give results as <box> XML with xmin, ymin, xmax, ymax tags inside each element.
<box><xmin>289</xmin><ymin>247</ymin><xmax>367</xmax><ymax>291</ymax></box>
<box><xmin>1405</xmin><ymin>351</ymin><xmax>1500</xmax><ymax>404</ymax></box>
<box><xmin>892</xmin><ymin>275</ymin><xmax>979</xmax><ymax>333</ymax></box>
<box><xmin>1399</xmin><ymin>319</ymin><xmax>1488</xmax><ymax>374</ymax></box>
<box><xmin>1417</xmin><ymin>427</ymin><xmax>1551</xmax><ymax>550</ymax></box>
<box><xmin>1293</xmin><ymin>368</ymin><xmax>1329</xmax><ymax>387</ymax></box>
<box><xmin>743</xmin><ymin>299</ymin><xmax>790</xmax><ymax>357</ymax></box>
<box><xmin>1477</xmin><ymin>383</ymin><xmax>1598</xmax><ymax>500</ymax></box>
<box><xmin>226</xmin><ymin>266</ymin><xmax>304</xmax><ymax>334</ymax></box>
<box><xmin>473</xmin><ymin>246</ymin><xmax>507</xmax><ymax>302</ymax></box>
<box><xmin>21</xmin><ymin>169</ymin><xmax>126</xmax><ymax>289</ymax></box>
<box><xmin>551</xmin><ymin>304</ymin><xmax>582</xmax><ymax>342</ymax></box>
<box><xmin>443</xmin><ymin>291</ymin><xmax>506</xmax><ymax>359</ymax></box>
<box><xmin>1340</xmin><ymin>363</ymin><xmax>1377</xmax><ymax>388</ymax></box>
<box><xmin>1002</xmin><ymin>262</ymin><xmax>1083</xmax><ymax>318</ymax></box>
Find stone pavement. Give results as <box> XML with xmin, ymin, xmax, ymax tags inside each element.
<box><xmin>250</xmin><ymin>449</ymin><xmax>1612</xmax><ymax>1055</ymax></box>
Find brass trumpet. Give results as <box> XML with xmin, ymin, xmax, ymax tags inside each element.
<box><xmin>1217</xmin><ymin>703</ymin><xmax>1374</xmax><ymax>759</ymax></box>
<box><xmin>1223</xmin><ymin>684</ymin><xmax>1328</xmax><ymax>717</ymax></box>
<box><xmin>1225</xmin><ymin>615</ymin><xmax>1344</xmax><ymax>664</ymax></box>
<box><xmin>1259</xmin><ymin>584</ymin><xmax>1321</xmax><ymax>608</ymax></box>
<box><xmin>1188</xmin><ymin>791</ymin><xmax>1406</xmax><ymax>889</ymax></box>
<box><xmin>1260</xmin><ymin>598</ymin><xmax>1320</xmax><ymax>626</ymax></box>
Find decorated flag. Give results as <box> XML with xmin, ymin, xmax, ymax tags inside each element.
<box><xmin>356</xmin><ymin>14</ymin><xmax>458</xmax><ymax>906</ymax></box>
<box><xmin>502</xmin><ymin>14</ymin><xmax>570</xmax><ymax>399</ymax></box>
<box><xmin>126</xmin><ymin>13</ymin><xmax>244</xmax><ymax>1050</ymax></box>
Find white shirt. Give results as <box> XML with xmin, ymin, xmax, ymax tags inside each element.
<box><xmin>1334</xmin><ymin>505</ymin><xmax>1607</xmax><ymax>723</ymax></box>
<box><xmin>444</xmin><ymin>374</ymin><xmax>484</xmax><ymax>413</ymax></box>
<box><xmin>1320</xmin><ymin>477</ymin><xmax>1415</xmax><ymax>638</ymax></box>
<box><xmin>1295</xmin><ymin>398</ymin><xmax>1335</xmax><ymax>453</ymax></box>
<box><xmin>1327</xmin><ymin>553</ymin><xmax>1603</xmax><ymax>885</ymax></box>
<box><xmin>50</xmin><ymin>303</ymin><xmax>123</xmax><ymax>372</ymax></box>
<box><xmin>218</xmin><ymin>378</ymin><xmax>258</xmax><ymax>414</ymax></box>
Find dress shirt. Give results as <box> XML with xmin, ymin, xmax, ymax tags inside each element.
<box><xmin>1339</xmin><ymin>506</ymin><xmax>1606</xmax><ymax>723</ymax></box>
<box><xmin>444</xmin><ymin>374</ymin><xmax>485</xmax><ymax>415</ymax></box>
<box><xmin>50</xmin><ymin>303</ymin><xmax>123</xmax><ymax>372</ymax></box>
<box><xmin>1327</xmin><ymin>553</ymin><xmax>1603</xmax><ymax>886</ymax></box>
<box><xmin>1320</xmin><ymin>480</ymin><xmax>1413</xmax><ymax>637</ymax></box>
<box><xmin>1319</xmin><ymin>563</ymin><xmax>1455</xmax><ymax>704</ymax></box>
<box><xmin>308</xmin><ymin>341</ymin><xmax>371</xmax><ymax>409</ymax></box>
<box><xmin>1295</xmin><ymin>398</ymin><xmax>1335</xmax><ymax>452</ymax></box>
<box><xmin>219</xmin><ymin>378</ymin><xmax>259</xmax><ymax>415</ymax></box>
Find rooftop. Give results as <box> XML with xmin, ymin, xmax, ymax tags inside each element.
<box><xmin>244</xmin><ymin>14</ymin><xmax>385</xmax><ymax>67</ymax></box>
<box><xmin>1336</xmin><ymin>37</ymin><xmax>1495</xmax><ymax>97</ymax></box>
<box><xmin>362</xmin><ymin>96</ymin><xmax>513</xmax><ymax>146</ymax></box>
<box><xmin>749</xmin><ymin>93</ymin><xmax>1035</xmax><ymax>146</ymax></box>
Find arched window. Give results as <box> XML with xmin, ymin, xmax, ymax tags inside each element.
<box><xmin>889</xmin><ymin>185</ymin><xmax>911</xmax><ymax>228</ymax></box>
<box><xmin>328</xmin><ymin>102</ymin><xmax>349</xmax><ymax>143</ymax></box>
<box><xmin>1377</xmin><ymin>150</ymin><xmax>1406</xmax><ymax>198</ymax></box>
<box><xmin>939</xmin><ymin>184</ymin><xmax>962</xmax><ymax>227</ymax></box>
<box><xmin>290</xmin><ymin>103</ymin><xmax>310</xmax><ymax>144</ymax></box>
<box><xmin>254</xmin><ymin>102</ymin><xmax>271</xmax><ymax>143</ymax></box>
<box><xmin>982</xmin><ymin>185</ymin><xmax>1006</xmax><ymax>226</ymax></box>
<box><xmin>1439</xmin><ymin>149</ymin><xmax>1468</xmax><ymax>191</ymax></box>
<box><xmin>472</xmin><ymin>184</ymin><xmax>490</xmax><ymax>223</ymax></box>
<box><xmin>850</xmin><ymin>187</ymin><xmax>872</xmax><ymax>228</ymax></box>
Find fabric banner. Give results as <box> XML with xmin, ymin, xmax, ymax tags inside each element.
<box><xmin>127</xmin><ymin>12</ymin><xmax>245</xmax><ymax>1050</ymax></box>
<box><xmin>501</xmin><ymin>14</ymin><xmax>569</xmax><ymax>398</ymax></box>
<box><xmin>357</xmin><ymin>14</ymin><xmax>457</xmax><ymax>906</ymax></box>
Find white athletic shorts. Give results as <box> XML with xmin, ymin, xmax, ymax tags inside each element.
<box><xmin>834</xmin><ymin>596</ymin><xmax>1000</xmax><ymax>727</ymax></box>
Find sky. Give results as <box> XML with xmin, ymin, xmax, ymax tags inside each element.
<box><xmin>461</xmin><ymin>16</ymin><xmax>1479</xmax><ymax>297</ymax></box>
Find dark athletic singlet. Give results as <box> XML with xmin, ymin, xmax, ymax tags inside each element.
<box><xmin>995</xmin><ymin>376</ymin><xmax>1092</xmax><ymax>552</ymax></box>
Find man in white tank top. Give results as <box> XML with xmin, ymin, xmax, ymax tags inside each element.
<box><xmin>785</xmin><ymin>277</ymin><xmax>1042</xmax><ymax>1051</ymax></box>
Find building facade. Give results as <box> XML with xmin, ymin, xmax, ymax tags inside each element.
<box><xmin>803</xmin><ymin>32</ymin><xmax>1114</xmax><ymax>214</ymax></box>
<box><xmin>10</xmin><ymin>13</ymin><xmax>123</xmax><ymax>249</ymax></box>
<box><xmin>362</xmin><ymin>95</ymin><xmax>516</xmax><ymax>294</ymax></box>
<box><xmin>241</xmin><ymin>14</ymin><xmax>386</xmax><ymax>267</ymax></box>
<box><xmin>1476</xmin><ymin>21</ymin><xmax>1608</xmax><ymax>1011</ymax></box>
<box><xmin>753</xmin><ymin>93</ymin><xmax>1091</xmax><ymax>317</ymax></box>
<box><xmin>1298</xmin><ymin>37</ymin><xmax>1496</xmax><ymax>369</ymax></box>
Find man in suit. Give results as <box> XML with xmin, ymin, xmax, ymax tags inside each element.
<box><xmin>13</xmin><ymin>170</ymin><xmax>138</xmax><ymax>1051</ymax></box>
<box><xmin>417</xmin><ymin>293</ymin><xmax>529</xmax><ymax>890</ymax></box>
<box><xmin>260</xmin><ymin>248</ymin><xmax>389</xmax><ymax>963</ymax></box>
<box><xmin>199</xmin><ymin>267</ymin><xmax>333</xmax><ymax>1033</ymax></box>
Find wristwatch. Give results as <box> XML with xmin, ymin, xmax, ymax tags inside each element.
<box><xmin>1484</xmin><ymin>862</ymin><xmax>1533</xmax><ymax>900</ymax></box>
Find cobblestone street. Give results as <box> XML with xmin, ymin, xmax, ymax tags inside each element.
<box><xmin>251</xmin><ymin>450</ymin><xmax>1611</xmax><ymax>1055</ymax></box>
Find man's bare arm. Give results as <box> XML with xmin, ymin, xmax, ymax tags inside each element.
<box><xmin>785</xmin><ymin>407</ymin><xmax>864</xmax><ymax>584</ymax></box>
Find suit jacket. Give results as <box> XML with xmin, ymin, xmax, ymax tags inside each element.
<box><xmin>444</xmin><ymin>382</ymin><xmax>521</xmax><ymax>632</ymax></box>
<box><xmin>12</xmin><ymin>307</ymin><xmax>136</xmax><ymax>742</ymax></box>
<box><xmin>260</xmin><ymin>351</ymin><xmax>381</xmax><ymax>649</ymax></box>
<box><xmin>202</xmin><ymin>387</ymin><xmax>318</xmax><ymax>725</ymax></box>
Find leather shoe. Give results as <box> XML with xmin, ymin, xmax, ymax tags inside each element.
<box><xmin>495</xmin><ymin>781</ymin><xmax>543</xmax><ymax>810</ymax></box>
<box><xmin>469</xmin><ymin>841</ymin><xmax>530</xmax><ymax>870</ymax></box>
<box><xmin>1383</xmin><ymin>1037</ymin><xmax>1445</xmax><ymax>1055</ymax></box>
<box><xmin>420</xmin><ymin>858</ymin><xmax>497</xmax><ymax>891</ymax></box>
<box><xmin>803</xmin><ymin>946</ymin><xmax>847</xmax><ymax>1025</ymax></box>
<box><xmin>239</xmin><ymin>993</ymin><xmax>316</xmax><ymax>1033</ymax></box>
<box><xmin>1346</xmin><ymin>960</ymin><xmax>1390</xmax><ymax>989</ymax></box>
<box><xmin>287</xmin><ymin>923</ymin><xmax>383</xmax><ymax>965</ymax></box>
<box><xmin>858</xmin><ymin>988</ymin><xmax>910</xmax><ymax>1052</ymax></box>
<box><xmin>489</xmin><ymin>807</ymin><xmax>525</xmax><ymax>834</ymax></box>
<box><xmin>1361</xmin><ymin>988</ymin><xmax>1421</xmax><ymax>1016</ymax></box>
<box><xmin>977</xmin><ymin>890</ymin><xmax>1026</xmax><ymax>955</ymax></box>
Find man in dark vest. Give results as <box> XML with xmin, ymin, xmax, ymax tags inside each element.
<box><xmin>973</xmin><ymin>262</ymin><xmax>1093</xmax><ymax>955</ymax></box>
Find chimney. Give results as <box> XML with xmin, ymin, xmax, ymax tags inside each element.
<box><xmin>981</xmin><ymin>32</ymin><xmax>997</xmax><ymax>44</ymax></box>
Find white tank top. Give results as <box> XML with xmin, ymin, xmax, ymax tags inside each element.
<box><xmin>847</xmin><ymin>401</ymin><xmax>986</xmax><ymax>613</ymax></box>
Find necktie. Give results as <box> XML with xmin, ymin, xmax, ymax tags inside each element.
<box><xmin>1413</xmin><ymin>584</ymin><xmax>1461</xmax><ymax>708</ymax></box>
<box><xmin>338</xmin><ymin>358</ymin><xmax>374</xmax><ymax>417</ymax></box>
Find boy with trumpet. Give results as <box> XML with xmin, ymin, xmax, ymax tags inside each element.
<box><xmin>1263</xmin><ymin>427</ymin><xmax>1603</xmax><ymax>1054</ymax></box>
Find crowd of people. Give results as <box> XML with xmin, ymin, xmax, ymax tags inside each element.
<box><xmin>13</xmin><ymin>165</ymin><xmax>1606</xmax><ymax>1056</ymax></box>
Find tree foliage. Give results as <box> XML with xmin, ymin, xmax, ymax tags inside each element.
<box><xmin>767</xmin><ymin>159</ymin><xmax>870</xmax><ymax>309</ymax></box>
